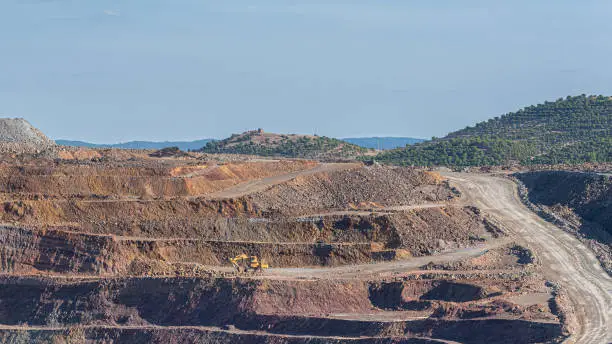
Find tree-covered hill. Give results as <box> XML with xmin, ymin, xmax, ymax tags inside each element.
<box><xmin>375</xmin><ymin>95</ymin><xmax>612</xmax><ymax>166</ymax></box>
<box><xmin>342</xmin><ymin>137</ymin><xmax>425</xmax><ymax>150</ymax></box>
<box><xmin>198</xmin><ymin>129</ymin><xmax>369</xmax><ymax>159</ymax></box>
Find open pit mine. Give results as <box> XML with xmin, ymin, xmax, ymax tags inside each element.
<box><xmin>0</xmin><ymin>119</ymin><xmax>608</xmax><ymax>343</ymax></box>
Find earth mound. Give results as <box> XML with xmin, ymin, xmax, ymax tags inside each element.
<box><xmin>0</xmin><ymin>118</ymin><xmax>55</xmax><ymax>155</ymax></box>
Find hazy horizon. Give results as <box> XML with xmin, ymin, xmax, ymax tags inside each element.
<box><xmin>54</xmin><ymin>135</ymin><xmax>429</xmax><ymax>144</ymax></box>
<box><xmin>2</xmin><ymin>1</ymin><xmax>612</xmax><ymax>142</ymax></box>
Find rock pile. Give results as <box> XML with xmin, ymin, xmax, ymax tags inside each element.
<box><xmin>250</xmin><ymin>166</ymin><xmax>456</xmax><ymax>215</ymax></box>
<box><xmin>0</xmin><ymin>118</ymin><xmax>56</xmax><ymax>155</ymax></box>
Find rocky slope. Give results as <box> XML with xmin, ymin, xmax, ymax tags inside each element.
<box><xmin>514</xmin><ymin>171</ymin><xmax>612</xmax><ymax>274</ymax></box>
<box><xmin>249</xmin><ymin>167</ymin><xmax>456</xmax><ymax>215</ymax></box>
<box><xmin>0</xmin><ymin>118</ymin><xmax>56</xmax><ymax>156</ymax></box>
<box><xmin>0</xmin><ymin>153</ymin><xmax>567</xmax><ymax>343</ymax></box>
<box><xmin>0</xmin><ymin>275</ymin><xmax>563</xmax><ymax>343</ymax></box>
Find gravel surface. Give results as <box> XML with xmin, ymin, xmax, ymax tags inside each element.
<box><xmin>250</xmin><ymin>166</ymin><xmax>457</xmax><ymax>216</ymax></box>
<box><xmin>0</xmin><ymin>118</ymin><xmax>56</xmax><ymax>155</ymax></box>
<box><xmin>445</xmin><ymin>173</ymin><xmax>612</xmax><ymax>344</ymax></box>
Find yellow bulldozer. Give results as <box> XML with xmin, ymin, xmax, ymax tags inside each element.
<box><xmin>229</xmin><ymin>254</ymin><xmax>269</xmax><ymax>273</ymax></box>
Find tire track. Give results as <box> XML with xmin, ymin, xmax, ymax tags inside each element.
<box><xmin>445</xmin><ymin>173</ymin><xmax>611</xmax><ymax>344</ymax></box>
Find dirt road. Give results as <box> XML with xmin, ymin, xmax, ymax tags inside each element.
<box><xmin>444</xmin><ymin>173</ymin><xmax>611</xmax><ymax>344</ymax></box>
<box><xmin>264</xmin><ymin>238</ymin><xmax>511</xmax><ymax>280</ymax></box>
<box><xmin>207</xmin><ymin>162</ymin><xmax>361</xmax><ymax>199</ymax></box>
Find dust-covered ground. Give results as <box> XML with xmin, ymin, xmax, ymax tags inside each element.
<box><xmin>444</xmin><ymin>173</ymin><xmax>611</xmax><ymax>344</ymax></box>
<box><xmin>0</xmin><ymin>150</ymin><xmax>579</xmax><ymax>343</ymax></box>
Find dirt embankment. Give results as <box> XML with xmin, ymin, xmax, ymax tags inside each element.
<box><xmin>1</xmin><ymin>200</ymin><xmax>480</xmax><ymax>241</ymax></box>
<box><xmin>0</xmin><ymin>205</ymin><xmax>493</xmax><ymax>274</ymax></box>
<box><xmin>515</xmin><ymin>171</ymin><xmax>611</xmax><ymax>235</ymax></box>
<box><xmin>249</xmin><ymin>167</ymin><xmax>457</xmax><ymax>216</ymax></box>
<box><xmin>514</xmin><ymin>171</ymin><xmax>612</xmax><ymax>274</ymax></box>
<box><xmin>0</xmin><ymin>160</ymin><xmax>316</xmax><ymax>199</ymax></box>
<box><xmin>0</xmin><ymin>164</ymin><xmax>489</xmax><ymax>271</ymax></box>
<box><xmin>446</xmin><ymin>173</ymin><xmax>611</xmax><ymax>343</ymax></box>
<box><xmin>0</xmin><ymin>225</ymin><xmax>379</xmax><ymax>274</ymax></box>
<box><xmin>0</xmin><ymin>328</ymin><xmax>450</xmax><ymax>344</ymax></box>
<box><xmin>0</xmin><ymin>276</ymin><xmax>564</xmax><ymax>343</ymax></box>
<box><xmin>0</xmin><ymin>155</ymin><xmax>567</xmax><ymax>343</ymax></box>
<box><xmin>420</xmin><ymin>244</ymin><xmax>536</xmax><ymax>271</ymax></box>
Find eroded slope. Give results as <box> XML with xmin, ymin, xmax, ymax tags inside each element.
<box><xmin>515</xmin><ymin>171</ymin><xmax>612</xmax><ymax>274</ymax></box>
<box><xmin>0</xmin><ymin>157</ymin><xmax>567</xmax><ymax>343</ymax></box>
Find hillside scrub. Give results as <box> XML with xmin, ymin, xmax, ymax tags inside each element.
<box><xmin>375</xmin><ymin>95</ymin><xmax>612</xmax><ymax>166</ymax></box>
<box><xmin>200</xmin><ymin>130</ymin><xmax>368</xmax><ymax>159</ymax></box>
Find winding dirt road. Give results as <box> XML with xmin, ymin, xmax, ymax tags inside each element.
<box><xmin>444</xmin><ymin>173</ymin><xmax>611</xmax><ymax>344</ymax></box>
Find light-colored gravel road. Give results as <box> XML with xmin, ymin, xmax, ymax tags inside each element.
<box><xmin>445</xmin><ymin>173</ymin><xmax>611</xmax><ymax>344</ymax></box>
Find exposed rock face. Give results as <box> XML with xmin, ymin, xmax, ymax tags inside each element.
<box><xmin>516</xmin><ymin>171</ymin><xmax>611</xmax><ymax>235</ymax></box>
<box><xmin>0</xmin><ymin>157</ymin><xmax>567</xmax><ymax>343</ymax></box>
<box><xmin>0</xmin><ymin>276</ymin><xmax>564</xmax><ymax>343</ymax></box>
<box><xmin>250</xmin><ymin>167</ymin><xmax>457</xmax><ymax>216</ymax></box>
<box><xmin>515</xmin><ymin>171</ymin><xmax>612</xmax><ymax>274</ymax></box>
<box><xmin>0</xmin><ymin>118</ymin><xmax>55</xmax><ymax>155</ymax></box>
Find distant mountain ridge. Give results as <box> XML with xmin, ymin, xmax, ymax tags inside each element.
<box><xmin>57</xmin><ymin>136</ymin><xmax>422</xmax><ymax>153</ymax></box>
<box><xmin>342</xmin><ymin>137</ymin><xmax>425</xmax><ymax>150</ymax></box>
<box><xmin>56</xmin><ymin>139</ymin><xmax>214</xmax><ymax>151</ymax></box>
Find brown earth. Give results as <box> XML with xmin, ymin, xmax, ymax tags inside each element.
<box><xmin>0</xmin><ymin>159</ymin><xmax>317</xmax><ymax>198</ymax></box>
<box><xmin>0</xmin><ymin>153</ymin><xmax>570</xmax><ymax>343</ymax></box>
<box><xmin>514</xmin><ymin>171</ymin><xmax>612</xmax><ymax>275</ymax></box>
<box><xmin>443</xmin><ymin>173</ymin><xmax>611</xmax><ymax>343</ymax></box>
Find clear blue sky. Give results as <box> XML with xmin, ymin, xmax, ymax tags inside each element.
<box><xmin>1</xmin><ymin>1</ymin><xmax>611</xmax><ymax>142</ymax></box>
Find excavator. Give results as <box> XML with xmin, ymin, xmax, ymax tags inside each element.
<box><xmin>229</xmin><ymin>254</ymin><xmax>269</xmax><ymax>273</ymax></box>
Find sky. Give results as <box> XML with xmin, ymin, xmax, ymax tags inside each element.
<box><xmin>1</xmin><ymin>1</ymin><xmax>612</xmax><ymax>143</ymax></box>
